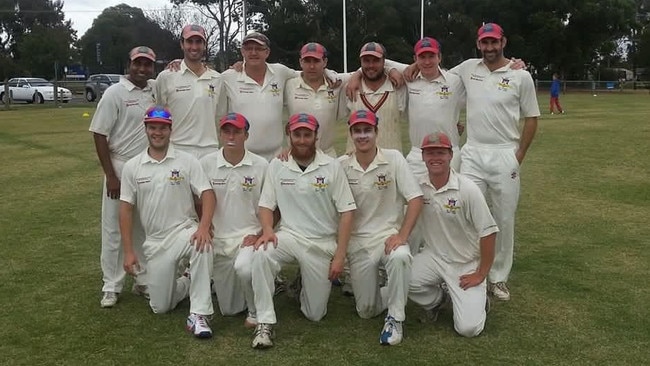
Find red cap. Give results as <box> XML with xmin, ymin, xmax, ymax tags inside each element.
<box><xmin>129</xmin><ymin>46</ymin><xmax>156</xmax><ymax>62</ymax></box>
<box><xmin>477</xmin><ymin>23</ymin><xmax>504</xmax><ymax>41</ymax></box>
<box><xmin>182</xmin><ymin>24</ymin><xmax>206</xmax><ymax>41</ymax></box>
<box><xmin>414</xmin><ymin>37</ymin><xmax>440</xmax><ymax>55</ymax></box>
<box><xmin>144</xmin><ymin>106</ymin><xmax>172</xmax><ymax>125</ymax></box>
<box><xmin>359</xmin><ymin>42</ymin><xmax>385</xmax><ymax>58</ymax></box>
<box><xmin>421</xmin><ymin>132</ymin><xmax>452</xmax><ymax>149</ymax></box>
<box><xmin>288</xmin><ymin>113</ymin><xmax>319</xmax><ymax>131</ymax></box>
<box><xmin>300</xmin><ymin>42</ymin><xmax>327</xmax><ymax>59</ymax></box>
<box><xmin>348</xmin><ymin>110</ymin><xmax>378</xmax><ymax>127</ymax></box>
<box><xmin>219</xmin><ymin>113</ymin><xmax>250</xmax><ymax>131</ymax></box>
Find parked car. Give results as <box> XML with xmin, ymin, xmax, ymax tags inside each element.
<box><xmin>0</xmin><ymin>78</ymin><xmax>72</xmax><ymax>104</ymax></box>
<box><xmin>84</xmin><ymin>74</ymin><xmax>122</xmax><ymax>102</ymax></box>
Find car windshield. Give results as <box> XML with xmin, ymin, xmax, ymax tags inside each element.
<box><xmin>26</xmin><ymin>78</ymin><xmax>52</xmax><ymax>86</ymax></box>
<box><xmin>108</xmin><ymin>75</ymin><xmax>121</xmax><ymax>82</ymax></box>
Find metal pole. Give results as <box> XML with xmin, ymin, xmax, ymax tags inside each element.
<box><xmin>241</xmin><ymin>0</ymin><xmax>247</xmax><ymax>40</ymax></box>
<box><xmin>343</xmin><ymin>0</ymin><xmax>348</xmax><ymax>73</ymax></box>
<box><xmin>420</xmin><ymin>0</ymin><xmax>424</xmax><ymax>39</ymax></box>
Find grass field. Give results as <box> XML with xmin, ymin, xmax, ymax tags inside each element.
<box><xmin>1</xmin><ymin>93</ymin><xmax>649</xmax><ymax>365</ymax></box>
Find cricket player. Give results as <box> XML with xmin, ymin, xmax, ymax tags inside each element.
<box><xmin>247</xmin><ymin>113</ymin><xmax>356</xmax><ymax>349</ymax></box>
<box><xmin>155</xmin><ymin>24</ymin><xmax>226</xmax><ymax>158</ymax></box>
<box><xmin>409</xmin><ymin>132</ymin><xmax>498</xmax><ymax>337</ymax></box>
<box><xmin>120</xmin><ymin>106</ymin><xmax>216</xmax><ymax>338</ymax></box>
<box><xmin>346</xmin><ymin>42</ymin><xmax>407</xmax><ymax>153</ymax></box>
<box><xmin>340</xmin><ymin>110</ymin><xmax>423</xmax><ymax>345</ymax></box>
<box><xmin>199</xmin><ymin>113</ymin><xmax>268</xmax><ymax>328</ymax></box>
<box><xmin>89</xmin><ymin>46</ymin><xmax>156</xmax><ymax>308</ymax></box>
<box><xmin>450</xmin><ymin>23</ymin><xmax>540</xmax><ymax>300</ymax></box>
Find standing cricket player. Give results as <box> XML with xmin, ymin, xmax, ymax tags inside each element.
<box><xmin>90</xmin><ymin>46</ymin><xmax>156</xmax><ymax>308</ymax></box>
<box><xmin>247</xmin><ymin>113</ymin><xmax>356</xmax><ymax>349</ymax></box>
<box><xmin>200</xmin><ymin>113</ymin><xmax>268</xmax><ymax>328</ymax></box>
<box><xmin>450</xmin><ymin>23</ymin><xmax>540</xmax><ymax>300</ymax></box>
<box><xmin>409</xmin><ymin>132</ymin><xmax>498</xmax><ymax>337</ymax></box>
<box><xmin>120</xmin><ymin>106</ymin><xmax>216</xmax><ymax>338</ymax></box>
<box><xmin>340</xmin><ymin>110</ymin><xmax>423</xmax><ymax>345</ymax></box>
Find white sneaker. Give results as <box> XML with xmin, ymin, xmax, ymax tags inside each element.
<box><xmin>252</xmin><ymin>323</ymin><xmax>274</xmax><ymax>349</ymax></box>
<box><xmin>100</xmin><ymin>292</ymin><xmax>118</xmax><ymax>308</ymax></box>
<box><xmin>244</xmin><ymin>311</ymin><xmax>258</xmax><ymax>329</ymax></box>
<box><xmin>489</xmin><ymin>282</ymin><xmax>511</xmax><ymax>301</ymax></box>
<box><xmin>379</xmin><ymin>315</ymin><xmax>403</xmax><ymax>345</ymax></box>
<box><xmin>131</xmin><ymin>284</ymin><xmax>150</xmax><ymax>300</ymax></box>
<box><xmin>186</xmin><ymin>313</ymin><xmax>213</xmax><ymax>339</ymax></box>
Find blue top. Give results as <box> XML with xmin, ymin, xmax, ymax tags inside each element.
<box><xmin>550</xmin><ymin>79</ymin><xmax>561</xmax><ymax>97</ymax></box>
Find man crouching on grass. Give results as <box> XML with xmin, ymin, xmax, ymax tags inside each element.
<box><xmin>119</xmin><ymin>106</ymin><xmax>216</xmax><ymax>339</ymax></box>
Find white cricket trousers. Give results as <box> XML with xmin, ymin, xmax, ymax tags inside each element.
<box><xmin>144</xmin><ymin>224</ymin><xmax>214</xmax><ymax>315</ymax></box>
<box><xmin>250</xmin><ymin>231</ymin><xmax>335</xmax><ymax>324</ymax></box>
<box><xmin>211</xmin><ymin>237</ymin><xmax>255</xmax><ymax>316</ymax></box>
<box><xmin>406</xmin><ymin>146</ymin><xmax>461</xmax><ymax>179</ymax></box>
<box><xmin>100</xmin><ymin>157</ymin><xmax>146</xmax><ymax>293</ymax></box>
<box><xmin>348</xmin><ymin>236</ymin><xmax>412</xmax><ymax>321</ymax></box>
<box><xmin>460</xmin><ymin>143</ymin><xmax>520</xmax><ymax>283</ymax></box>
<box><xmin>409</xmin><ymin>250</ymin><xmax>487</xmax><ymax>337</ymax></box>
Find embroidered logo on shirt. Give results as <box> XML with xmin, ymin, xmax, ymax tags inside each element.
<box><xmin>436</xmin><ymin>85</ymin><xmax>452</xmax><ymax>99</ymax></box>
<box><xmin>312</xmin><ymin>176</ymin><xmax>328</xmax><ymax>191</ymax></box>
<box><xmin>270</xmin><ymin>82</ymin><xmax>280</xmax><ymax>96</ymax></box>
<box><xmin>280</xmin><ymin>178</ymin><xmax>296</xmax><ymax>186</ymax></box>
<box><xmin>175</xmin><ymin>85</ymin><xmax>191</xmax><ymax>92</ymax></box>
<box><xmin>444</xmin><ymin>198</ymin><xmax>460</xmax><ymax>214</ymax></box>
<box><xmin>136</xmin><ymin>176</ymin><xmax>152</xmax><ymax>185</ymax></box>
<box><xmin>497</xmin><ymin>77</ymin><xmax>512</xmax><ymax>91</ymax></box>
<box><xmin>241</xmin><ymin>176</ymin><xmax>256</xmax><ymax>192</ymax></box>
<box><xmin>470</xmin><ymin>73</ymin><xmax>484</xmax><ymax>82</ymax></box>
<box><xmin>169</xmin><ymin>169</ymin><xmax>184</xmax><ymax>185</ymax></box>
<box><xmin>208</xmin><ymin>84</ymin><xmax>216</xmax><ymax>98</ymax></box>
<box><xmin>374</xmin><ymin>173</ymin><xmax>392</xmax><ymax>190</ymax></box>
<box><xmin>327</xmin><ymin>89</ymin><xmax>336</xmax><ymax>103</ymax></box>
<box><xmin>211</xmin><ymin>178</ymin><xmax>227</xmax><ymax>186</ymax></box>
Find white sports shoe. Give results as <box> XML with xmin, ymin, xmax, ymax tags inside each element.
<box><xmin>379</xmin><ymin>315</ymin><xmax>403</xmax><ymax>345</ymax></box>
<box><xmin>186</xmin><ymin>313</ymin><xmax>213</xmax><ymax>339</ymax></box>
<box><xmin>244</xmin><ymin>311</ymin><xmax>258</xmax><ymax>329</ymax></box>
<box><xmin>489</xmin><ymin>282</ymin><xmax>511</xmax><ymax>301</ymax></box>
<box><xmin>252</xmin><ymin>323</ymin><xmax>274</xmax><ymax>349</ymax></box>
<box><xmin>100</xmin><ymin>292</ymin><xmax>118</xmax><ymax>308</ymax></box>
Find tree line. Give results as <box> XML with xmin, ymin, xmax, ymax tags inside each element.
<box><xmin>1</xmin><ymin>0</ymin><xmax>649</xmax><ymax>80</ymax></box>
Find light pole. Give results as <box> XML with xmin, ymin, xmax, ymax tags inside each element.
<box><xmin>343</xmin><ymin>0</ymin><xmax>348</xmax><ymax>72</ymax></box>
<box><xmin>420</xmin><ymin>0</ymin><xmax>424</xmax><ymax>39</ymax></box>
<box><xmin>241</xmin><ymin>0</ymin><xmax>247</xmax><ymax>40</ymax></box>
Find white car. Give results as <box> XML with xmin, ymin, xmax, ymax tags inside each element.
<box><xmin>0</xmin><ymin>77</ymin><xmax>73</xmax><ymax>104</ymax></box>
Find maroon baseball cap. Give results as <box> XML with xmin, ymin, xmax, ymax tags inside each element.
<box><xmin>182</xmin><ymin>24</ymin><xmax>206</xmax><ymax>41</ymax></box>
<box><xmin>242</xmin><ymin>32</ymin><xmax>270</xmax><ymax>48</ymax></box>
<box><xmin>359</xmin><ymin>42</ymin><xmax>386</xmax><ymax>58</ymax></box>
<box><xmin>414</xmin><ymin>37</ymin><xmax>440</xmax><ymax>55</ymax></box>
<box><xmin>129</xmin><ymin>46</ymin><xmax>156</xmax><ymax>62</ymax></box>
<box><xmin>219</xmin><ymin>113</ymin><xmax>250</xmax><ymax>131</ymax></box>
<box><xmin>477</xmin><ymin>23</ymin><xmax>504</xmax><ymax>41</ymax></box>
<box><xmin>348</xmin><ymin>110</ymin><xmax>378</xmax><ymax>127</ymax></box>
<box><xmin>144</xmin><ymin>106</ymin><xmax>172</xmax><ymax>125</ymax></box>
<box><xmin>421</xmin><ymin>132</ymin><xmax>452</xmax><ymax>149</ymax></box>
<box><xmin>300</xmin><ymin>42</ymin><xmax>327</xmax><ymax>59</ymax></box>
<box><xmin>288</xmin><ymin>113</ymin><xmax>319</xmax><ymax>131</ymax></box>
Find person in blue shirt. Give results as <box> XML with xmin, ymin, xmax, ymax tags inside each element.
<box><xmin>550</xmin><ymin>73</ymin><xmax>564</xmax><ymax>114</ymax></box>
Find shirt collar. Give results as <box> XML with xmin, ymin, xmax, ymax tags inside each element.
<box><xmin>298</xmin><ymin>76</ymin><xmax>329</xmax><ymax>92</ymax></box>
<box><xmin>419</xmin><ymin>168</ymin><xmax>460</xmax><ymax>193</ymax></box>
<box><xmin>140</xmin><ymin>144</ymin><xmax>177</xmax><ymax>165</ymax></box>
<box><xmin>362</xmin><ymin>77</ymin><xmax>394</xmax><ymax>94</ymax></box>
<box><xmin>239</xmin><ymin>62</ymin><xmax>273</xmax><ymax>83</ymax></box>
<box><xmin>415</xmin><ymin>67</ymin><xmax>448</xmax><ymax>83</ymax></box>
<box><xmin>347</xmin><ymin>147</ymin><xmax>389</xmax><ymax>172</ymax></box>
<box><xmin>216</xmin><ymin>148</ymin><xmax>254</xmax><ymax>168</ymax></box>
<box><xmin>286</xmin><ymin>149</ymin><xmax>330</xmax><ymax>173</ymax></box>
<box><xmin>477</xmin><ymin>58</ymin><xmax>513</xmax><ymax>73</ymax></box>
<box><xmin>119</xmin><ymin>75</ymin><xmax>153</xmax><ymax>92</ymax></box>
<box><xmin>180</xmin><ymin>60</ymin><xmax>219</xmax><ymax>79</ymax></box>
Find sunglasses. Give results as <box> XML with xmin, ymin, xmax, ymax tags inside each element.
<box><xmin>145</xmin><ymin>107</ymin><xmax>172</xmax><ymax>121</ymax></box>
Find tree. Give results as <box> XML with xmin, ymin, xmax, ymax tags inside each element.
<box><xmin>78</xmin><ymin>4</ymin><xmax>181</xmax><ymax>74</ymax></box>
<box><xmin>0</xmin><ymin>0</ymin><xmax>76</xmax><ymax>79</ymax></box>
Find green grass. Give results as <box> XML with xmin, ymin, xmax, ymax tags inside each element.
<box><xmin>1</xmin><ymin>93</ymin><xmax>649</xmax><ymax>365</ymax></box>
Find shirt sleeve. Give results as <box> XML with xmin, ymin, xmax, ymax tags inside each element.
<box><xmin>153</xmin><ymin>72</ymin><xmax>168</xmax><ymax>107</ymax></box>
<box><xmin>188</xmin><ymin>156</ymin><xmax>212</xmax><ymax>196</ymax></box>
<box><xmin>384</xmin><ymin>58</ymin><xmax>409</xmax><ymax>73</ymax></box>
<box><xmin>330</xmin><ymin>160</ymin><xmax>357</xmax><ymax>213</ymax></box>
<box><xmin>519</xmin><ymin>71</ymin><xmax>541</xmax><ymax>118</ymax></box>
<box><xmin>258</xmin><ymin>160</ymin><xmax>279</xmax><ymax>210</ymax></box>
<box><xmin>394</xmin><ymin>152</ymin><xmax>423</xmax><ymax>201</ymax></box>
<box><xmin>463</xmin><ymin>177</ymin><xmax>499</xmax><ymax>238</ymax></box>
<box><xmin>88</xmin><ymin>86</ymin><xmax>120</xmax><ymax>135</ymax></box>
<box><xmin>119</xmin><ymin>159</ymin><xmax>138</xmax><ymax>205</ymax></box>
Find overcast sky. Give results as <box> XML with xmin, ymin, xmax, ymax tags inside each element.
<box><xmin>62</xmin><ymin>0</ymin><xmax>172</xmax><ymax>37</ymax></box>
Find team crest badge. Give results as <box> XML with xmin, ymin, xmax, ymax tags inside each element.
<box><xmin>374</xmin><ymin>173</ymin><xmax>392</xmax><ymax>190</ymax></box>
<box><xmin>270</xmin><ymin>82</ymin><xmax>280</xmax><ymax>96</ymax></box>
<box><xmin>208</xmin><ymin>84</ymin><xmax>216</xmax><ymax>97</ymax></box>
<box><xmin>312</xmin><ymin>176</ymin><xmax>328</xmax><ymax>191</ymax></box>
<box><xmin>169</xmin><ymin>169</ymin><xmax>184</xmax><ymax>185</ymax></box>
<box><xmin>327</xmin><ymin>89</ymin><xmax>336</xmax><ymax>103</ymax></box>
<box><xmin>241</xmin><ymin>176</ymin><xmax>256</xmax><ymax>192</ymax></box>
<box><xmin>443</xmin><ymin>198</ymin><xmax>460</xmax><ymax>214</ymax></box>
<box><xmin>497</xmin><ymin>77</ymin><xmax>511</xmax><ymax>91</ymax></box>
<box><xmin>436</xmin><ymin>85</ymin><xmax>452</xmax><ymax>99</ymax></box>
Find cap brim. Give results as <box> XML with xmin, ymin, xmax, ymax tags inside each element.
<box><xmin>220</xmin><ymin>121</ymin><xmax>246</xmax><ymax>129</ymax></box>
<box><xmin>415</xmin><ymin>47</ymin><xmax>439</xmax><ymax>55</ymax></box>
<box><xmin>289</xmin><ymin>122</ymin><xmax>317</xmax><ymax>131</ymax></box>
<box><xmin>421</xmin><ymin>144</ymin><xmax>451</xmax><ymax>149</ymax></box>
<box><xmin>349</xmin><ymin>119</ymin><xmax>376</xmax><ymax>127</ymax></box>
<box><xmin>360</xmin><ymin>51</ymin><xmax>384</xmax><ymax>58</ymax></box>
<box><xmin>243</xmin><ymin>38</ymin><xmax>267</xmax><ymax>46</ymax></box>
<box><xmin>478</xmin><ymin>32</ymin><xmax>502</xmax><ymax>40</ymax></box>
<box><xmin>144</xmin><ymin>118</ymin><xmax>172</xmax><ymax>125</ymax></box>
<box><xmin>131</xmin><ymin>53</ymin><xmax>155</xmax><ymax>62</ymax></box>
<box><xmin>184</xmin><ymin>32</ymin><xmax>206</xmax><ymax>41</ymax></box>
<box><xmin>301</xmin><ymin>52</ymin><xmax>324</xmax><ymax>60</ymax></box>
